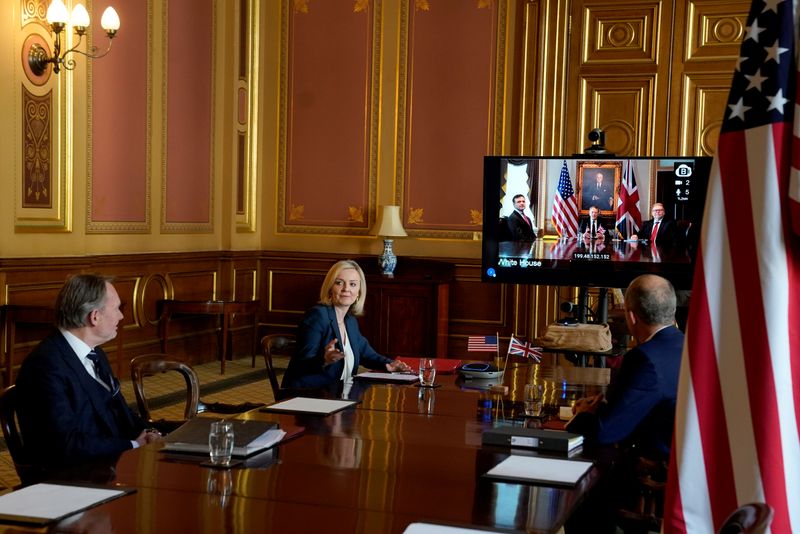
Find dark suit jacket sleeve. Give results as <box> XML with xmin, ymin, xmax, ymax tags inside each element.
<box><xmin>283</xmin><ymin>305</ymin><xmax>341</xmax><ymax>388</ymax></box>
<box><xmin>566</xmin><ymin>348</ymin><xmax>659</xmax><ymax>446</ymax></box>
<box><xmin>347</xmin><ymin>315</ymin><xmax>392</xmax><ymax>370</ymax></box>
<box><xmin>17</xmin><ymin>336</ymin><xmax>138</xmax><ymax>465</ymax></box>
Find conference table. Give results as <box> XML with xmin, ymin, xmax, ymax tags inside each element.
<box><xmin>0</xmin><ymin>363</ymin><xmax>612</xmax><ymax>533</ymax></box>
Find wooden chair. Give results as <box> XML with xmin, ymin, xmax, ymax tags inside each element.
<box><xmin>261</xmin><ymin>334</ymin><xmax>296</xmax><ymax>401</ymax></box>
<box><xmin>130</xmin><ymin>354</ymin><xmax>264</xmax><ymax>434</ymax></box>
<box><xmin>615</xmin><ymin>456</ymin><xmax>668</xmax><ymax>534</ymax></box>
<box><xmin>130</xmin><ymin>354</ymin><xmax>200</xmax><ymax>433</ymax></box>
<box><xmin>718</xmin><ymin>503</ymin><xmax>774</xmax><ymax>534</ymax></box>
<box><xmin>0</xmin><ymin>384</ymin><xmax>45</xmax><ymax>484</ymax></box>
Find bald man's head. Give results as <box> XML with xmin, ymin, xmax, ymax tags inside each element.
<box><xmin>624</xmin><ymin>275</ymin><xmax>677</xmax><ymax>326</ymax></box>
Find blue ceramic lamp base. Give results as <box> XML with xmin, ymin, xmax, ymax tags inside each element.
<box><xmin>379</xmin><ymin>239</ymin><xmax>398</xmax><ymax>277</ymax></box>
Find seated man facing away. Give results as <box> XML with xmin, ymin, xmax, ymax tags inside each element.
<box><xmin>565</xmin><ymin>274</ymin><xmax>683</xmax><ymax>533</ymax></box>
<box><xmin>16</xmin><ymin>274</ymin><xmax>161</xmax><ymax>479</ymax></box>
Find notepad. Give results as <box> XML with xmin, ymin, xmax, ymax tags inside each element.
<box><xmin>483</xmin><ymin>455</ymin><xmax>593</xmax><ymax>486</ymax></box>
<box><xmin>162</xmin><ymin>418</ymin><xmax>284</xmax><ymax>457</ymax></box>
<box><xmin>0</xmin><ymin>483</ymin><xmax>134</xmax><ymax>526</ymax></box>
<box><xmin>354</xmin><ymin>371</ymin><xmax>420</xmax><ymax>382</ymax></box>
<box><xmin>261</xmin><ymin>397</ymin><xmax>358</xmax><ymax>415</ymax></box>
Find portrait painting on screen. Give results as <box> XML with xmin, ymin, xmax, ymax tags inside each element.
<box><xmin>576</xmin><ymin>161</ymin><xmax>622</xmax><ymax>215</ymax></box>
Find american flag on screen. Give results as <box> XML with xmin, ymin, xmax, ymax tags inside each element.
<box><xmin>551</xmin><ymin>161</ymin><xmax>579</xmax><ymax>237</ymax></box>
<box><xmin>507</xmin><ymin>336</ymin><xmax>542</xmax><ymax>362</ymax></box>
<box><xmin>615</xmin><ymin>160</ymin><xmax>642</xmax><ymax>239</ymax></box>
<box><xmin>467</xmin><ymin>335</ymin><xmax>498</xmax><ymax>352</ymax></box>
<box><xmin>664</xmin><ymin>0</ymin><xmax>800</xmax><ymax>532</ymax></box>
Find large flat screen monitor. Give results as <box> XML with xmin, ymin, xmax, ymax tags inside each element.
<box><xmin>482</xmin><ymin>156</ymin><xmax>712</xmax><ymax>289</ymax></box>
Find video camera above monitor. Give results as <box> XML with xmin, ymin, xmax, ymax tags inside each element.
<box><xmin>482</xmin><ymin>156</ymin><xmax>712</xmax><ymax>289</ymax></box>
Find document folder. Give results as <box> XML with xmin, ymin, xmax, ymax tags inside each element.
<box><xmin>482</xmin><ymin>427</ymin><xmax>583</xmax><ymax>453</ymax></box>
<box><xmin>162</xmin><ymin>418</ymin><xmax>283</xmax><ymax>457</ymax></box>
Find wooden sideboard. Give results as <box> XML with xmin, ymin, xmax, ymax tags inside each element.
<box><xmin>356</xmin><ymin>258</ymin><xmax>453</xmax><ymax>358</ymax></box>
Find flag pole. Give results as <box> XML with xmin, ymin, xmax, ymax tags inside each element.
<box><xmin>499</xmin><ymin>331</ymin><xmax>508</xmax><ymax>376</ymax></box>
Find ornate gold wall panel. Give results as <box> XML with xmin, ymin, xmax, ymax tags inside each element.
<box><xmin>579</xmin><ymin>2</ymin><xmax>662</xmax><ymax>64</ymax></box>
<box><xmin>684</xmin><ymin>1</ymin><xmax>748</xmax><ymax>62</ymax></box>
<box><xmin>236</xmin><ymin>0</ymin><xmax>259</xmax><ymax>233</ymax></box>
<box><xmin>564</xmin><ymin>0</ymin><xmax>673</xmax><ymax>156</ymax></box>
<box><xmin>678</xmin><ymin>73</ymin><xmax>732</xmax><ymax>156</ymax></box>
<box><xmin>578</xmin><ymin>77</ymin><xmax>655</xmax><ymax>156</ymax></box>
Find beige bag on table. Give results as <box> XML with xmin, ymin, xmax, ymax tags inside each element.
<box><xmin>535</xmin><ymin>323</ymin><xmax>613</xmax><ymax>352</ymax></box>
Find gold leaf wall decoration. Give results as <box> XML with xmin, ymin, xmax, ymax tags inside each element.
<box><xmin>293</xmin><ymin>0</ymin><xmax>309</xmax><ymax>14</ymax></box>
<box><xmin>407</xmin><ymin>208</ymin><xmax>424</xmax><ymax>224</ymax></box>
<box><xmin>354</xmin><ymin>0</ymin><xmax>369</xmax><ymax>13</ymax></box>
<box><xmin>289</xmin><ymin>204</ymin><xmax>305</xmax><ymax>220</ymax></box>
<box><xmin>477</xmin><ymin>0</ymin><xmax>493</xmax><ymax>8</ymax></box>
<box><xmin>415</xmin><ymin>0</ymin><xmax>430</xmax><ymax>12</ymax></box>
<box><xmin>348</xmin><ymin>206</ymin><xmax>364</xmax><ymax>222</ymax></box>
<box><xmin>469</xmin><ymin>210</ymin><xmax>482</xmax><ymax>225</ymax></box>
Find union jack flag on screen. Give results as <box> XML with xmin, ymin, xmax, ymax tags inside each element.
<box><xmin>551</xmin><ymin>161</ymin><xmax>579</xmax><ymax>237</ymax></box>
<box><xmin>467</xmin><ymin>335</ymin><xmax>498</xmax><ymax>352</ymax></box>
<box><xmin>507</xmin><ymin>336</ymin><xmax>542</xmax><ymax>363</ymax></box>
<box><xmin>664</xmin><ymin>0</ymin><xmax>800</xmax><ymax>532</ymax></box>
<box><xmin>615</xmin><ymin>160</ymin><xmax>642</xmax><ymax>239</ymax></box>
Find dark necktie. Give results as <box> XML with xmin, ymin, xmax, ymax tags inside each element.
<box><xmin>87</xmin><ymin>350</ymin><xmax>118</xmax><ymax>396</ymax></box>
<box><xmin>522</xmin><ymin>212</ymin><xmax>532</xmax><ymax>228</ymax></box>
<box><xmin>651</xmin><ymin>221</ymin><xmax>660</xmax><ymax>243</ymax></box>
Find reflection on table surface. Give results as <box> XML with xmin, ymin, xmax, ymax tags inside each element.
<box><xmin>499</xmin><ymin>238</ymin><xmax>691</xmax><ymax>263</ymax></box>
<box><xmin>2</xmin><ymin>363</ymin><xmax>609</xmax><ymax>534</ymax></box>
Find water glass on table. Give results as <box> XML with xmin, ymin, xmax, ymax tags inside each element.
<box><xmin>208</xmin><ymin>421</ymin><xmax>235</xmax><ymax>466</ymax></box>
<box><xmin>523</xmin><ymin>383</ymin><xmax>544</xmax><ymax>417</ymax></box>
<box><xmin>418</xmin><ymin>358</ymin><xmax>436</xmax><ymax>387</ymax></box>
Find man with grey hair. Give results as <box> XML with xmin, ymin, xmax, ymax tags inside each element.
<box><xmin>565</xmin><ymin>274</ymin><xmax>684</xmax><ymax>533</ymax></box>
<box><xmin>567</xmin><ymin>274</ymin><xmax>684</xmax><ymax>459</ymax></box>
<box><xmin>16</xmin><ymin>274</ymin><xmax>160</xmax><ymax>479</ymax></box>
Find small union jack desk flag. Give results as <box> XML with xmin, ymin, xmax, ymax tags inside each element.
<box><xmin>507</xmin><ymin>335</ymin><xmax>543</xmax><ymax>363</ymax></box>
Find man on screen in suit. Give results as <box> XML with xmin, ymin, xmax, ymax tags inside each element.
<box><xmin>565</xmin><ymin>274</ymin><xmax>683</xmax><ymax>533</ymax></box>
<box><xmin>506</xmin><ymin>194</ymin><xmax>538</xmax><ymax>241</ymax></box>
<box><xmin>578</xmin><ymin>206</ymin><xmax>611</xmax><ymax>242</ymax></box>
<box><xmin>16</xmin><ymin>274</ymin><xmax>161</xmax><ymax>478</ymax></box>
<box><xmin>631</xmin><ymin>202</ymin><xmax>677</xmax><ymax>246</ymax></box>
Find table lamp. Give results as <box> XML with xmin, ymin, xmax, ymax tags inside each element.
<box><xmin>375</xmin><ymin>205</ymin><xmax>407</xmax><ymax>277</ymax></box>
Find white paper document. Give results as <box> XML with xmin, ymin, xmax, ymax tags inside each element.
<box><xmin>355</xmin><ymin>371</ymin><xmax>420</xmax><ymax>382</ymax></box>
<box><xmin>484</xmin><ymin>455</ymin><xmax>593</xmax><ymax>486</ymax></box>
<box><xmin>264</xmin><ymin>397</ymin><xmax>358</xmax><ymax>415</ymax></box>
<box><xmin>0</xmin><ymin>483</ymin><xmax>130</xmax><ymax>524</ymax></box>
<box><xmin>404</xmin><ymin>523</ymin><xmax>497</xmax><ymax>534</ymax></box>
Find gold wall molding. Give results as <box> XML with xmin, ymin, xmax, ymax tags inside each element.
<box><xmin>580</xmin><ymin>2</ymin><xmax>661</xmax><ymax>64</ymax></box>
<box><xmin>678</xmin><ymin>73</ymin><xmax>732</xmax><ymax>156</ymax></box>
<box><xmin>276</xmin><ymin>0</ymin><xmax>381</xmax><ymax>235</ymax></box>
<box><xmin>236</xmin><ymin>0</ymin><xmax>259</xmax><ymax>233</ymax></box>
<box><xmin>685</xmin><ymin>1</ymin><xmax>748</xmax><ymax>61</ymax></box>
<box><xmin>87</xmin><ymin>0</ymin><xmax>154</xmax><ymax>234</ymax></box>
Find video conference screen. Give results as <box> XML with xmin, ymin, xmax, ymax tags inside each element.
<box><xmin>481</xmin><ymin>156</ymin><xmax>712</xmax><ymax>289</ymax></box>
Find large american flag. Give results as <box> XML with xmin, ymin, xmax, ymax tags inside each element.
<box><xmin>664</xmin><ymin>0</ymin><xmax>800</xmax><ymax>532</ymax></box>
<box><xmin>615</xmin><ymin>160</ymin><xmax>642</xmax><ymax>239</ymax></box>
<box><xmin>551</xmin><ymin>161</ymin><xmax>579</xmax><ymax>237</ymax></box>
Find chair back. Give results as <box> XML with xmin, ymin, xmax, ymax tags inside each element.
<box><xmin>261</xmin><ymin>334</ymin><xmax>296</xmax><ymax>401</ymax></box>
<box><xmin>130</xmin><ymin>354</ymin><xmax>200</xmax><ymax>427</ymax></box>
<box><xmin>0</xmin><ymin>384</ymin><xmax>45</xmax><ymax>483</ymax></box>
<box><xmin>718</xmin><ymin>503</ymin><xmax>774</xmax><ymax>534</ymax></box>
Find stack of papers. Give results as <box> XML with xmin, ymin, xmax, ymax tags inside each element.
<box><xmin>162</xmin><ymin>418</ymin><xmax>285</xmax><ymax>457</ymax></box>
<box><xmin>261</xmin><ymin>397</ymin><xmax>358</xmax><ymax>415</ymax></box>
<box><xmin>483</xmin><ymin>455</ymin><xmax>593</xmax><ymax>486</ymax></box>
<box><xmin>0</xmin><ymin>483</ymin><xmax>133</xmax><ymax>526</ymax></box>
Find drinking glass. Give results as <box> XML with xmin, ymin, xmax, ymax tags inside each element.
<box><xmin>418</xmin><ymin>358</ymin><xmax>436</xmax><ymax>387</ymax></box>
<box><xmin>208</xmin><ymin>421</ymin><xmax>234</xmax><ymax>466</ymax></box>
<box><xmin>523</xmin><ymin>383</ymin><xmax>544</xmax><ymax>417</ymax></box>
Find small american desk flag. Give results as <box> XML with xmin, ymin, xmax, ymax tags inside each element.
<box><xmin>467</xmin><ymin>335</ymin><xmax>498</xmax><ymax>352</ymax></box>
<box><xmin>551</xmin><ymin>160</ymin><xmax>579</xmax><ymax>237</ymax></box>
<box><xmin>664</xmin><ymin>0</ymin><xmax>800</xmax><ymax>532</ymax></box>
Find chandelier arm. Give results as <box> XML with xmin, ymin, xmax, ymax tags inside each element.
<box><xmin>67</xmin><ymin>40</ymin><xmax>114</xmax><ymax>61</ymax></box>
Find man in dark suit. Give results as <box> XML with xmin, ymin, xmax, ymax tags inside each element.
<box><xmin>565</xmin><ymin>274</ymin><xmax>683</xmax><ymax>533</ymax></box>
<box><xmin>578</xmin><ymin>206</ymin><xmax>611</xmax><ymax>242</ymax></box>
<box><xmin>632</xmin><ymin>202</ymin><xmax>677</xmax><ymax>246</ymax></box>
<box><xmin>506</xmin><ymin>194</ymin><xmax>538</xmax><ymax>241</ymax></box>
<box><xmin>16</xmin><ymin>274</ymin><xmax>160</xmax><ymax>477</ymax></box>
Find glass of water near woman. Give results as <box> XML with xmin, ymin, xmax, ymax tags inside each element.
<box><xmin>418</xmin><ymin>358</ymin><xmax>436</xmax><ymax>387</ymax></box>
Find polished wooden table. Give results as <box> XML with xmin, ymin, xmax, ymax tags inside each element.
<box><xmin>157</xmin><ymin>299</ymin><xmax>259</xmax><ymax>374</ymax></box>
<box><xmin>0</xmin><ymin>363</ymin><xmax>609</xmax><ymax>533</ymax></box>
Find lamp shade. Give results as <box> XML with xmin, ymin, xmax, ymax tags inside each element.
<box><xmin>375</xmin><ymin>206</ymin><xmax>407</xmax><ymax>237</ymax></box>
